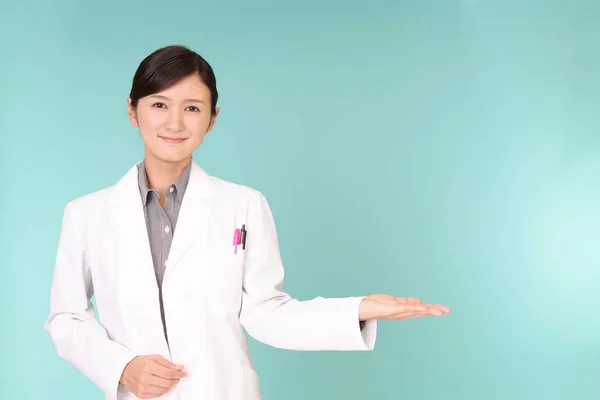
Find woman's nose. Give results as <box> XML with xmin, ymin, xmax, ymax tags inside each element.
<box><xmin>165</xmin><ymin>110</ymin><xmax>184</xmax><ymax>132</ymax></box>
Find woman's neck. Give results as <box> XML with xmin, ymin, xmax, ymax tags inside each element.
<box><xmin>143</xmin><ymin>155</ymin><xmax>191</xmax><ymax>196</ymax></box>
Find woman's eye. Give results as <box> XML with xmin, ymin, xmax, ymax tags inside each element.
<box><xmin>186</xmin><ymin>106</ymin><xmax>200</xmax><ymax>112</ymax></box>
<box><xmin>152</xmin><ymin>103</ymin><xmax>166</xmax><ymax>108</ymax></box>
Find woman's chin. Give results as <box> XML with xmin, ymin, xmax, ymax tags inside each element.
<box><xmin>146</xmin><ymin>149</ymin><xmax>193</xmax><ymax>165</ymax></box>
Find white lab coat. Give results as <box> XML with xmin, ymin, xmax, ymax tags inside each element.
<box><xmin>44</xmin><ymin>160</ymin><xmax>377</xmax><ymax>400</ymax></box>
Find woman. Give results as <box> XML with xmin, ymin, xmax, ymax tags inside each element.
<box><xmin>44</xmin><ymin>45</ymin><xmax>450</xmax><ymax>400</ymax></box>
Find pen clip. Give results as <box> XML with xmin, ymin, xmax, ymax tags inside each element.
<box><xmin>240</xmin><ymin>224</ymin><xmax>247</xmax><ymax>250</ymax></box>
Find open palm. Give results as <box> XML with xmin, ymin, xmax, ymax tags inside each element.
<box><xmin>359</xmin><ymin>294</ymin><xmax>450</xmax><ymax>321</ymax></box>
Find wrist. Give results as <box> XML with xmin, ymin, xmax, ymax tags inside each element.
<box><xmin>358</xmin><ymin>295</ymin><xmax>375</xmax><ymax>321</ymax></box>
<box><xmin>119</xmin><ymin>356</ymin><xmax>137</xmax><ymax>384</ymax></box>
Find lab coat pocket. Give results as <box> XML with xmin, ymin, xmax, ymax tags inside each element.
<box><xmin>199</xmin><ymin>247</ymin><xmax>245</xmax><ymax>315</ymax></box>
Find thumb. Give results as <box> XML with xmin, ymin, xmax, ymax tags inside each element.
<box><xmin>152</xmin><ymin>355</ymin><xmax>184</xmax><ymax>370</ymax></box>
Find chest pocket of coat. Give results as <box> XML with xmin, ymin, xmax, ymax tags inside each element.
<box><xmin>194</xmin><ymin>246</ymin><xmax>246</xmax><ymax>315</ymax></box>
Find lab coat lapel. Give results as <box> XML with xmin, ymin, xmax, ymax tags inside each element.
<box><xmin>163</xmin><ymin>160</ymin><xmax>215</xmax><ymax>281</ymax></box>
<box><xmin>107</xmin><ymin>162</ymin><xmax>159</xmax><ymax>303</ymax></box>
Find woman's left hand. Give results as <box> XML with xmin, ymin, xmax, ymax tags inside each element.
<box><xmin>358</xmin><ymin>294</ymin><xmax>450</xmax><ymax>321</ymax></box>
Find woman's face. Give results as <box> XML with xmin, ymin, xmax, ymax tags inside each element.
<box><xmin>127</xmin><ymin>73</ymin><xmax>219</xmax><ymax>165</ymax></box>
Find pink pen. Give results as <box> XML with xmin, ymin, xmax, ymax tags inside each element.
<box><xmin>233</xmin><ymin>228</ymin><xmax>241</xmax><ymax>254</ymax></box>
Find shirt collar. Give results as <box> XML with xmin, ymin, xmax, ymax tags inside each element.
<box><xmin>137</xmin><ymin>161</ymin><xmax>192</xmax><ymax>206</ymax></box>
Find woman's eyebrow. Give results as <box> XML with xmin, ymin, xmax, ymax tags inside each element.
<box><xmin>149</xmin><ymin>94</ymin><xmax>206</xmax><ymax>104</ymax></box>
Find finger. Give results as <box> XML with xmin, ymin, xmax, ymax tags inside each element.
<box><xmin>391</xmin><ymin>305</ymin><xmax>430</xmax><ymax>318</ymax></box>
<box><xmin>412</xmin><ymin>305</ymin><xmax>444</xmax><ymax>316</ymax></box>
<box><xmin>395</xmin><ymin>297</ymin><xmax>423</xmax><ymax>305</ymax></box>
<box><xmin>397</xmin><ymin>303</ymin><xmax>429</xmax><ymax>313</ymax></box>
<box><xmin>395</xmin><ymin>304</ymin><xmax>443</xmax><ymax>319</ymax></box>
<box><xmin>431</xmin><ymin>304</ymin><xmax>451</xmax><ymax>313</ymax></box>
<box><xmin>404</xmin><ymin>313</ymin><xmax>431</xmax><ymax>319</ymax></box>
<box><xmin>151</xmin><ymin>356</ymin><xmax>184</xmax><ymax>371</ymax></box>
<box><xmin>424</xmin><ymin>304</ymin><xmax>450</xmax><ymax>315</ymax></box>
<box><xmin>392</xmin><ymin>312</ymin><xmax>430</xmax><ymax>320</ymax></box>
<box><xmin>428</xmin><ymin>307</ymin><xmax>444</xmax><ymax>317</ymax></box>
<box><xmin>150</xmin><ymin>363</ymin><xmax>188</xmax><ymax>380</ymax></box>
<box><xmin>148</xmin><ymin>374</ymin><xmax>181</xmax><ymax>389</ymax></box>
<box><xmin>412</xmin><ymin>304</ymin><xmax>449</xmax><ymax>316</ymax></box>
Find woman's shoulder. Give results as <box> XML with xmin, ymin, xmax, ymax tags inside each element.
<box><xmin>208</xmin><ymin>175</ymin><xmax>270</xmax><ymax>208</ymax></box>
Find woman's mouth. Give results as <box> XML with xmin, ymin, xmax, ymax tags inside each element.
<box><xmin>159</xmin><ymin>136</ymin><xmax>187</xmax><ymax>144</ymax></box>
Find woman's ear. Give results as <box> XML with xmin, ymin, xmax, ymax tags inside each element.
<box><xmin>207</xmin><ymin>107</ymin><xmax>220</xmax><ymax>133</ymax></box>
<box><xmin>127</xmin><ymin>98</ymin><xmax>138</xmax><ymax>127</ymax></box>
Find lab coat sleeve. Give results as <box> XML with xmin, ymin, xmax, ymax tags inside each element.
<box><xmin>44</xmin><ymin>201</ymin><xmax>137</xmax><ymax>399</ymax></box>
<box><xmin>239</xmin><ymin>191</ymin><xmax>377</xmax><ymax>351</ymax></box>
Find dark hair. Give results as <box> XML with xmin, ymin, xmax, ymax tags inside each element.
<box><xmin>129</xmin><ymin>45</ymin><xmax>218</xmax><ymax>115</ymax></box>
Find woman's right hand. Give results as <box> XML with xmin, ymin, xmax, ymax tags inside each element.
<box><xmin>120</xmin><ymin>354</ymin><xmax>188</xmax><ymax>399</ymax></box>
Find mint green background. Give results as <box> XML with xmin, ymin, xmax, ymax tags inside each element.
<box><xmin>1</xmin><ymin>1</ymin><xmax>599</xmax><ymax>399</ymax></box>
